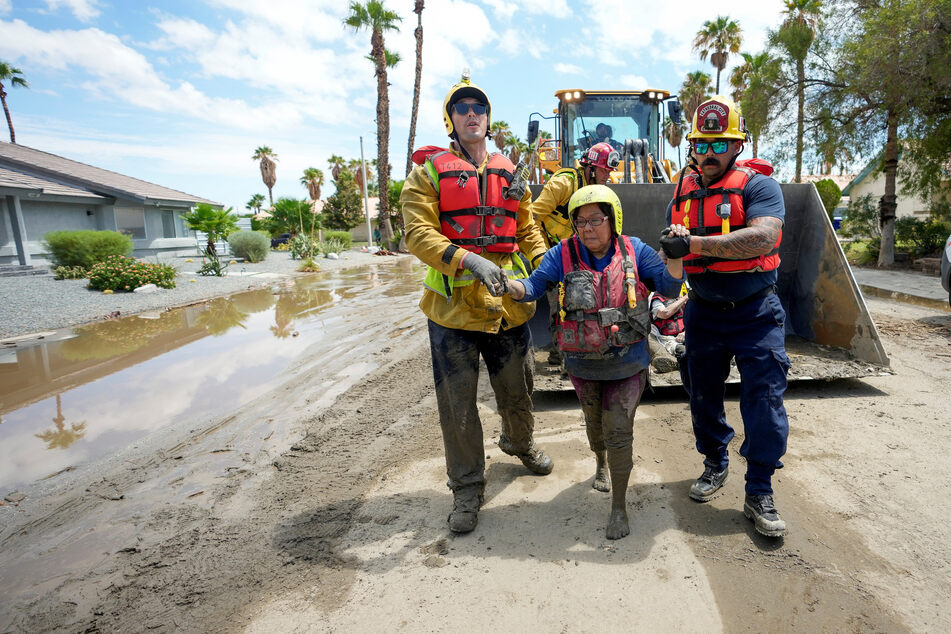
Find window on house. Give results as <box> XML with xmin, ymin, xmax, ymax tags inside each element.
<box><xmin>161</xmin><ymin>210</ymin><xmax>177</xmax><ymax>238</ymax></box>
<box><xmin>116</xmin><ymin>208</ymin><xmax>146</xmax><ymax>239</ymax></box>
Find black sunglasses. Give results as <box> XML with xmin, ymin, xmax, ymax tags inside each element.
<box><xmin>452</xmin><ymin>102</ymin><xmax>488</xmax><ymax>116</ymax></box>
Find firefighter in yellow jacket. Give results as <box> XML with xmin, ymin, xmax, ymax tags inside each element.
<box><xmin>402</xmin><ymin>74</ymin><xmax>554</xmax><ymax>534</ymax></box>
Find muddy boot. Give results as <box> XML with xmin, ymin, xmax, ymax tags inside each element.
<box><xmin>448</xmin><ymin>486</ymin><xmax>484</xmax><ymax>534</ymax></box>
<box><xmin>547</xmin><ymin>347</ymin><xmax>562</xmax><ymax>365</ymax></box>
<box><xmin>592</xmin><ymin>450</ymin><xmax>610</xmax><ymax>492</ymax></box>
<box><xmin>649</xmin><ymin>337</ymin><xmax>679</xmax><ymax>373</ymax></box>
<box><xmin>498</xmin><ymin>435</ymin><xmax>554</xmax><ymax>475</ymax></box>
<box><xmin>744</xmin><ymin>494</ymin><xmax>787</xmax><ymax>537</ymax></box>
<box><xmin>689</xmin><ymin>465</ymin><xmax>728</xmax><ymax>502</ymax></box>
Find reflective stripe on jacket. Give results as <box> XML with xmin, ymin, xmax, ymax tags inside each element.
<box><xmin>670</xmin><ymin>165</ymin><xmax>781</xmax><ymax>274</ymax></box>
<box><xmin>555</xmin><ymin>234</ymin><xmax>651</xmax><ymax>358</ymax></box>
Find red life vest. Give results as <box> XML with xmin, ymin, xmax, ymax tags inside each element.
<box><xmin>651</xmin><ymin>295</ymin><xmax>684</xmax><ymax>336</ymax></box>
<box><xmin>412</xmin><ymin>145</ymin><xmax>519</xmax><ymax>254</ymax></box>
<box><xmin>555</xmin><ymin>235</ymin><xmax>651</xmax><ymax>357</ymax></box>
<box><xmin>670</xmin><ymin>159</ymin><xmax>781</xmax><ymax>274</ymax></box>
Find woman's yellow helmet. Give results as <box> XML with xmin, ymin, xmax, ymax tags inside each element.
<box><xmin>568</xmin><ymin>184</ymin><xmax>623</xmax><ymax>236</ymax></box>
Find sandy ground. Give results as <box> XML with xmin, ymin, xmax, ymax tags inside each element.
<box><xmin>1</xmin><ymin>279</ymin><xmax>949</xmax><ymax>632</ymax></box>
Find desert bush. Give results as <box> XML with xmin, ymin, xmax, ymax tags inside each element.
<box><xmin>43</xmin><ymin>230</ymin><xmax>132</xmax><ymax>269</ymax></box>
<box><xmin>53</xmin><ymin>265</ymin><xmax>88</xmax><ymax>280</ymax></box>
<box><xmin>319</xmin><ymin>237</ymin><xmax>347</xmax><ymax>256</ymax></box>
<box><xmin>87</xmin><ymin>255</ymin><xmax>176</xmax><ymax>291</ymax></box>
<box><xmin>288</xmin><ymin>234</ymin><xmax>319</xmax><ymax>260</ymax></box>
<box><xmin>228</xmin><ymin>230</ymin><xmax>270</xmax><ymax>262</ymax></box>
<box><xmin>323</xmin><ymin>230</ymin><xmax>352</xmax><ymax>250</ymax></box>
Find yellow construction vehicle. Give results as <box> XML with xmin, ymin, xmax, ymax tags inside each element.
<box><xmin>525</xmin><ymin>88</ymin><xmax>890</xmax><ymax>388</ymax></box>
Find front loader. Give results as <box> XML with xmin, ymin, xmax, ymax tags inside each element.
<box><xmin>525</xmin><ymin>88</ymin><xmax>890</xmax><ymax>389</ymax></box>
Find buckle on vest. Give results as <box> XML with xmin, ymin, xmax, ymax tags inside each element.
<box><xmin>473</xmin><ymin>206</ymin><xmax>501</xmax><ymax>216</ymax></box>
<box><xmin>716</xmin><ymin>203</ymin><xmax>731</xmax><ymax>219</ymax></box>
<box><xmin>457</xmin><ymin>172</ymin><xmax>470</xmax><ymax>188</ymax></box>
<box><xmin>597</xmin><ymin>307</ymin><xmax>622</xmax><ymax>327</ymax></box>
<box><xmin>472</xmin><ymin>235</ymin><xmax>499</xmax><ymax>246</ymax></box>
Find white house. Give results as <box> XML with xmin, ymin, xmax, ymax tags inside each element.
<box><xmin>0</xmin><ymin>142</ymin><xmax>220</xmax><ymax>266</ymax></box>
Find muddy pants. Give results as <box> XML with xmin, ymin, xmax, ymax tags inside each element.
<box><xmin>427</xmin><ymin>320</ymin><xmax>536</xmax><ymax>493</ymax></box>
<box><xmin>569</xmin><ymin>370</ymin><xmax>647</xmax><ymax>476</ymax></box>
<box><xmin>679</xmin><ymin>293</ymin><xmax>790</xmax><ymax>495</ymax></box>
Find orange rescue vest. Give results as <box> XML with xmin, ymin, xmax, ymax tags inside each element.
<box><xmin>670</xmin><ymin>160</ymin><xmax>781</xmax><ymax>274</ymax></box>
<box><xmin>413</xmin><ymin>145</ymin><xmax>519</xmax><ymax>254</ymax></box>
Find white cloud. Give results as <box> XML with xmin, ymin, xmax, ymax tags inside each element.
<box><xmin>482</xmin><ymin>0</ymin><xmax>572</xmax><ymax>19</ymax></box>
<box><xmin>554</xmin><ymin>62</ymin><xmax>583</xmax><ymax>74</ymax></box>
<box><xmin>44</xmin><ymin>0</ymin><xmax>101</xmax><ymax>22</ymax></box>
<box><xmin>0</xmin><ymin>0</ymin><xmax>10</xmax><ymax>15</ymax></box>
<box><xmin>618</xmin><ymin>74</ymin><xmax>649</xmax><ymax>89</ymax></box>
<box><xmin>496</xmin><ymin>28</ymin><xmax>547</xmax><ymax>59</ymax></box>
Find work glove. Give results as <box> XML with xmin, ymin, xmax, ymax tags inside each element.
<box><xmin>464</xmin><ymin>252</ymin><xmax>508</xmax><ymax>297</ymax></box>
<box><xmin>659</xmin><ymin>227</ymin><xmax>691</xmax><ymax>260</ymax></box>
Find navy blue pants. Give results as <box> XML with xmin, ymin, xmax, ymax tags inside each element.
<box><xmin>427</xmin><ymin>320</ymin><xmax>536</xmax><ymax>493</ymax></box>
<box><xmin>679</xmin><ymin>293</ymin><xmax>790</xmax><ymax>495</ymax></box>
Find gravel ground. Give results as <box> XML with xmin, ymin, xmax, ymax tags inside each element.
<box><xmin>0</xmin><ymin>249</ymin><xmax>406</xmax><ymax>340</ymax></box>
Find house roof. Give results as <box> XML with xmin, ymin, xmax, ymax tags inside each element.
<box><xmin>0</xmin><ymin>141</ymin><xmax>219</xmax><ymax>206</ymax></box>
<box><xmin>0</xmin><ymin>165</ymin><xmax>110</xmax><ymax>201</ymax></box>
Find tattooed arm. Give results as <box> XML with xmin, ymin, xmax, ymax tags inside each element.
<box><xmin>689</xmin><ymin>216</ymin><xmax>783</xmax><ymax>260</ymax></box>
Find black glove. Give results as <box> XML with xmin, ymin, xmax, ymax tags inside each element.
<box><xmin>465</xmin><ymin>252</ymin><xmax>508</xmax><ymax>297</ymax></box>
<box><xmin>659</xmin><ymin>229</ymin><xmax>691</xmax><ymax>259</ymax></box>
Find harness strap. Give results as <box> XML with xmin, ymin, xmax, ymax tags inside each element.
<box><xmin>450</xmin><ymin>235</ymin><xmax>517</xmax><ymax>247</ymax></box>
<box><xmin>486</xmin><ymin>167</ymin><xmax>514</xmax><ymax>181</ymax></box>
<box><xmin>440</xmin><ymin>206</ymin><xmax>517</xmax><ymax>219</ymax></box>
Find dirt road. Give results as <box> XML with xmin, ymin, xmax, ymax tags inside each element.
<box><xmin>1</xmin><ymin>271</ymin><xmax>949</xmax><ymax>632</ymax></box>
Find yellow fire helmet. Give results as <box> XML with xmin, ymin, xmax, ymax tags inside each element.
<box><xmin>568</xmin><ymin>184</ymin><xmax>623</xmax><ymax>236</ymax></box>
<box><xmin>443</xmin><ymin>71</ymin><xmax>491</xmax><ymax>139</ymax></box>
<box><xmin>687</xmin><ymin>95</ymin><xmax>749</xmax><ymax>141</ymax></box>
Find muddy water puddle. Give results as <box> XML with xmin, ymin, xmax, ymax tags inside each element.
<box><xmin>0</xmin><ymin>261</ymin><xmax>423</xmax><ymax>493</ymax></box>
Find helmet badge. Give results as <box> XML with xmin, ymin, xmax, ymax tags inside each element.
<box><xmin>697</xmin><ymin>102</ymin><xmax>729</xmax><ymax>134</ymax></box>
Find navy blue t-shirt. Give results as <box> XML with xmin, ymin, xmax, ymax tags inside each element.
<box><xmin>665</xmin><ymin>173</ymin><xmax>785</xmax><ymax>303</ymax></box>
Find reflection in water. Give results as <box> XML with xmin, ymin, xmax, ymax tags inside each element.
<box><xmin>34</xmin><ymin>394</ymin><xmax>87</xmax><ymax>450</ymax></box>
<box><xmin>0</xmin><ymin>260</ymin><xmax>426</xmax><ymax>491</ymax></box>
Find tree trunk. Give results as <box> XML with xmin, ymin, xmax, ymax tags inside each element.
<box><xmin>372</xmin><ymin>28</ymin><xmax>395</xmax><ymax>247</ymax></box>
<box><xmin>877</xmin><ymin>109</ymin><xmax>899</xmax><ymax>267</ymax></box>
<box><xmin>752</xmin><ymin>137</ymin><xmax>759</xmax><ymax>159</ymax></box>
<box><xmin>794</xmin><ymin>58</ymin><xmax>805</xmax><ymax>183</ymax></box>
<box><xmin>406</xmin><ymin>3</ymin><xmax>424</xmax><ymax>178</ymax></box>
<box><xmin>1</xmin><ymin>90</ymin><xmax>15</xmax><ymax>144</ymax></box>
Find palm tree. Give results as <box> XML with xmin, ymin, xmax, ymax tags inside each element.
<box><xmin>246</xmin><ymin>193</ymin><xmax>266</xmax><ymax>214</ymax></box>
<box><xmin>0</xmin><ymin>60</ymin><xmax>29</xmax><ymax>144</ymax></box>
<box><xmin>300</xmin><ymin>167</ymin><xmax>324</xmax><ymax>201</ymax></box>
<box><xmin>252</xmin><ymin>146</ymin><xmax>278</xmax><ymax>205</ymax></box>
<box><xmin>663</xmin><ymin>116</ymin><xmax>685</xmax><ymax>148</ymax></box>
<box><xmin>184</xmin><ymin>203</ymin><xmax>239</xmax><ymax>261</ymax></box>
<box><xmin>729</xmin><ymin>52</ymin><xmax>779</xmax><ymax>158</ymax></box>
<box><xmin>345</xmin><ymin>1</ymin><xmax>402</xmax><ymax>247</ymax></box>
<box><xmin>328</xmin><ymin>154</ymin><xmax>346</xmax><ymax>181</ymax></box>
<box><xmin>405</xmin><ymin>0</ymin><xmax>425</xmax><ymax>177</ymax></box>
<box><xmin>693</xmin><ymin>16</ymin><xmax>743</xmax><ymax>94</ymax></box>
<box><xmin>679</xmin><ymin>71</ymin><xmax>714</xmax><ymax>125</ymax></box>
<box><xmin>773</xmin><ymin>0</ymin><xmax>823</xmax><ymax>182</ymax></box>
<box><xmin>507</xmin><ymin>135</ymin><xmax>526</xmax><ymax>164</ymax></box>
<box><xmin>490</xmin><ymin>120</ymin><xmax>511</xmax><ymax>153</ymax></box>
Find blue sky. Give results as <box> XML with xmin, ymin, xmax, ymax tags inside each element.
<box><xmin>0</xmin><ymin>0</ymin><xmax>788</xmax><ymax>212</ymax></box>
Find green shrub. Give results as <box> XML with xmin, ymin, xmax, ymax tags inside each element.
<box><xmin>53</xmin><ymin>265</ymin><xmax>88</xmax><ymax>280</ymax></box>
<box><xmin>87</xmin><ymin>255</ymin><xmax>176</xmax><ymax>291</ymax></box>
<box><xmin>43</xmin><ymin>230</ymin><xmax>132</xmax><ymax>269</ymax></box>
<box><xmin>814</xmin><ymin>179</ymin><xmax>842</xmax><ymax>219</ymax></box>
<box><xmin>288</xmin><ymin>234</ymin><xmax>319</xmax><ymax>260</ymax></box>
<box><xmin>319</xmin><ymin>237</ymin><xmax>347</xmax><ymax>256</ymax></box>
<box><xmin>894</xmin><ymin>216</ymin><xmax>950</xmax><ymax>256</ymax></box>
<box><xmin>323</xmin><ymin>230</ymin><xmax>352</xmax><ymax>250</ymax></box>
<box><xmin>228</xmin><ymin>230</ymin><xmax>270</xmax><ymax>262</ymax></box>
<box><xmin>839</xmin><ymin>194</ymin><xmax>880</xmax><ymax>239</ymax></box>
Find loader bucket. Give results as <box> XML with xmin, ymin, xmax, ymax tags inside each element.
<box><xmin>528</xmin><ymin>182</ymin><xmax>890</xmax><ymax>388</ymax></box>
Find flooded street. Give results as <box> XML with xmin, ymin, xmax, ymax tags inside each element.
<box><xmin>0</xmin><ymin>258</ymin><xmax>425</xmax><ymax>494</ymax></box>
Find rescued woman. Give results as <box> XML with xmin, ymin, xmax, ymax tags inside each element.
<box><xmin>505</xmin><ymin>185</ymin><xmax>687</xmax><ymax>539</ymax></box>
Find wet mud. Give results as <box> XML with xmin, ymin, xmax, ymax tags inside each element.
<box><xmin>1</xmin><ymin>278</ymin><xmax>949</xmax><ymax>631</ymax></box>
